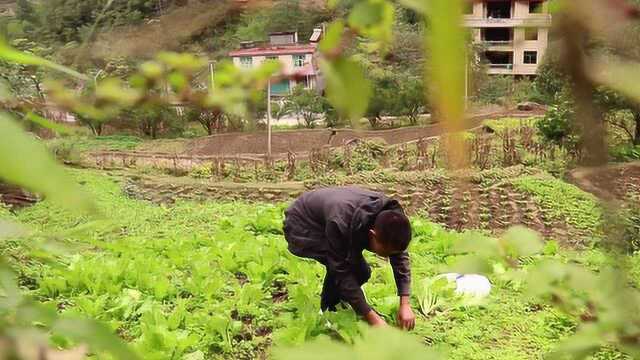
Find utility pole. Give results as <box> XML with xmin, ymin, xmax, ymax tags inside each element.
<box><xmin>267</xmin><ymin>78</ymin><xmax>272</xmax><ymax>159</ymax></box>
<box><xmin>464</xmin><ymin>54</ymin><xmax>469</xmax><ymax>110</ymax></box>
<box><xmin>208</xmin><ymin>61</ymin><xmax>215</xmax><ymax>90</ymax></box>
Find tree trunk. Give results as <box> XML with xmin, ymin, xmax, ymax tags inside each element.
<box><xmin>89</xmin><ymin>123</ymin><xmax>99</xmax><ymax>136</ymax></box>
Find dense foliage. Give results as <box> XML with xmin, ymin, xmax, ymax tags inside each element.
<box><xmin>3</xmin><ymin>170</ymin><xmax>639</xmax><ymax>359</ymax></box>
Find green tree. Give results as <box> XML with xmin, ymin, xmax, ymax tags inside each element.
<box><xmin>395</xmin><ymin>75</ymin><xmax>427</xmax><ymax>125</ymax></box>
<box><xmin>534</xmin><ymin>50</ymin><xmax>570</xmax><ymax>105</ymax></box>
<box><xmin>366</xmin><ymin>73</ymin><xmax>400</xmax><ymax>129</ymax></box>
<box><xmin>596</xmin><ymin>87</ymin><xmax>640</xmax><ymax>146</ymax></box>
<box><xmin>536</xmin><ymin>99</ymin><xmax>576</xmax><ymax>148</ymax></box>
<box><xmin>130</xmin><ymin>104</ymin><xmax>178</xmax><ymax>139</ymax></box>
<box><xmin>271</xmin><ymin>100</ymin><xmax>292</xmax><ymax>123</ymax></box>
<box><xmin>186</xmin><ymin>107</ymin><xmax>226</xmax><ymax>136</ymax></box>
<box><xmin>286</xmin><ymin>85</ymin><xmax>324</xmax><ymax>128</ymax></box>
<box><xmin>15</xmin><ymin>0</ymin><xmax>39</xmax><ymax>29</ymax></box>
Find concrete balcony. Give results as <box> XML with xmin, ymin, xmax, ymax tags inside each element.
<box><xmin>488</xmin><ymin>64</ymin><xmax>514</xmax><ymax>75</ymax></box>
<box><xmin>464</xmin><ymin>15</ymin><xmax>552</xmax><ymax>28</ymax></box>
<box><xmin>482</xmin><ymin>40</ymin><xmax>514</xmax><ymax>50</ymax></box>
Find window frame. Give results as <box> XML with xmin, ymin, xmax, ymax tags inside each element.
<box><xmin>523</xmin><ymin>51</ymin><xmax>538</xmax><ymax>64</ymax></box>
<box><xmin>239</xmin><ymin>56</ymin><xmax>253</xmax><ymax>68</ymax></box>
<box><xmin>293</xmin><ymin>54</ymin><xmax>306</xmax><ymax>67</ymax></box>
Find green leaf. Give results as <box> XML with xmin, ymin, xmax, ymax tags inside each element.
<box><xmin>502</xmin><ymin>226</ymin><xmax>543</xmax><ymax>257</ymax></box>
<box><xmin>592</xmin><ymin>58</ymin><xmax>640</xmax><ymax>105</ymax></box>
<box><xmin>547</xmin><ymin>324</ymin><xmax>602</xmax><ymax>359</ymax></box>
<box><xmin>425</xmin><ymin>0</ymin><xmax>467</xmax><ymax>167</ymax></box>
<box><xmin>0</xmin><ymin>112</ymin><xmax>95</xmax><ymax>214</ymax></box>
<box><xmin>348</xmin><ymin>0</ymin><xmax>395</xmax><ymax>50</ymax></box>
<box><xmin>96</xmin><ymin>78</ymin><xmax>142</xmax><ymax>106</ymax></box>
<box><xmin>53</xmin><ymin>318</ymin><xmax>141</xmax><ymax>359</ymax></box>
<box><xmin>183</xmin><ymin>351</ymin><xmax>205</xmax><ymax>360</ymax></box>
<box><xmin>0</xmin><ymin>38</ymin><xmax>87</xmax><ymax>80</ymax></box>
<box><xmin>0</xmin><ymin>220</ymin><xmax>25</xmax><ymax>239</ymax></box>
<box><xmin>273</xmin><ymin>327</ymin><xmax>442</xmax><ymax>360</ymax></box>
<box><xmin>320</xmin><ymin>57</ymin><xmax>372</xmax><ymax>122</ymax></box>
<box><xmin>450</xmin><ymin>255</ymin><xmax>493</xmax><ymax>275</ymax></box>
<box><xmin>319</xmin><ymin>20</ymin><xmax>345</xmax><ymax>55</ymax></box>
<box><xmin>23</xmin><ymin>112</ymin><xmax>77</xmax><ymax>135</ymax></box>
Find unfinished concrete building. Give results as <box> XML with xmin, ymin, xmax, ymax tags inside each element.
<box><xmin>464</xmin><ymin>0</ymin><xmax>552</xmax><ymax>76</ymax></box>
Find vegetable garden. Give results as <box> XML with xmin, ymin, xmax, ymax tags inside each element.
<box><xmin>4</xmin><ymin>170</ymin><xmax>639</xmax><ymax>359</ymax></box>
<box><xmin>3</xmin><ymin>0</ymin><xmax>640</xmax><ymax>359</ymax></box>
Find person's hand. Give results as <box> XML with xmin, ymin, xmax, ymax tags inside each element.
<box><xmin>397</xmin><ymin>296</ymin><xmax>416</xmax><ymax>330</ymax></box>
<box><xmin>364</xmin><ymin>310</ymin><xmax>387</xmax><ymax>327</ymax></box>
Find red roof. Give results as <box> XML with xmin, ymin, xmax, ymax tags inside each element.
<box><xmin>229</xmin><ymin>43</ymin><xmax>317</xmax><ymax>57</ymax></box>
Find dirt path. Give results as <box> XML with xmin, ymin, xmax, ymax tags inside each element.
<box><xmin>566</xmin><ymin>161</ymin><xmax>640</xmax><ymax>201</ymax></box>
<box><xmin>186</xmin><ymin>109</ymin><xmax>545</xmax><ymax>156</ymax></box>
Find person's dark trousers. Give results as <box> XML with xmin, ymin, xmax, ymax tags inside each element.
<box><xmin>320</xmin><ymin>255</ymin><xmax>372</xmax><ymax>312</ymax></box>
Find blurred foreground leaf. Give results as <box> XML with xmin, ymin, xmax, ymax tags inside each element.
<box><xmin>54</xmin><ymin>318</ymin><xmax>141</xmax><ymax>359</ymax></box>
<box><xmin>272</xmin><ymin>326</ymin><xmax>442</xmax><ymax>359</ymax></box>
<box><xmin>0</xmin><ymin>38</ymin><xmax>88</xmax><ymax>80</ymax></box>
<box><xmin>592</xmin><ymin>59</ymin><xmax>640</xmax><ymax>105</ymax></box>
<box><xmin>0</xmin><ymin>113</ymin><xmax>94</xmax><ymax>214</ymax></box>
<box><xmin>320</xmin><ymin>57</ymin><xmax>372</xmax><ymax>123</ymax></box>
<box><xmin>425</xmin><ymin>0</ymin><xmax>468</xmax><ymax>169</ymax></box>
<box><xmin>24</xmin><ymin>112</ymin><xmax>78</xmax><ymax>135</ymax></box>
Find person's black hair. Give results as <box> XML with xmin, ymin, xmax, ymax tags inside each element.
<box><xmin>373</xmin><ymin>210</ymin><xmax>412</xmax><ymax>252</ymax></box>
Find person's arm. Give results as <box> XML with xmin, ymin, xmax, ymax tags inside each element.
<box><xmin>390</xmin><ymin>251</ymin><xmax>415</xmax><ymax>330</ymax></box>
<box><xmin>326</xmin><ymin>220</ymin><xmax>383</xmax><ymax>325</ymax></box>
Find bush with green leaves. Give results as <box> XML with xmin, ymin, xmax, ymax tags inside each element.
<box><xmin>537</xmin><ymin>100</ymin><xmax>576</xmax><ymax>147</ymax></box>
<box><xmin>285</xmin><ymin>85</ymin><xmax>325</xmax><ymax>129</ymax></box>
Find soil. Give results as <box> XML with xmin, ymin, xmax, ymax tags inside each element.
<box><xmin>0</xmin><ymin>182</ymin><xmax>39</xmax><ymax>209</ymax></box>
<box><xmin>185</xmin><ymin>109</ymin><xmax>545</xmax><ymax>156</ymax></box>
<box><xmin>118</xmin><ymin>169</ymin><xmax>579</xmax><ymax>243</ymax></box>
<box><xmin>566</xmin><ymin>161</ymin><xmax>640</xmax><ymax>201</ymax></box>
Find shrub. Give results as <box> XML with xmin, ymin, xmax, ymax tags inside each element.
<box><xmin>610</xmin><ymin>145</ymin><xmax>640</xmax><ymax>162</ymax></box>
<box><xmin>536</xmin><ymin>101</ymin><xmax>575</xmax><ymax>147</ymax></box>
<box><xmin>189</xmin><ymin>164</ymin><xmax>213</xmax><ymax>179</ymax></box>
<box><xmin>351</xmin><ymin>139</ymin><xmax>386</xmax><ymax>172</ymax></box>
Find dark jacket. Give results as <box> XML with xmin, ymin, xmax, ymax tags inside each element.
<box><xmin>283</xmin><ymin>186</ymin><xmax>411</xmax><ymax>316</ymax></box>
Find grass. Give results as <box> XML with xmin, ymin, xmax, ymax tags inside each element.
<box><xmin>1</xmin><ymin>169</ymin><xmax>637</xmax><ymax>359</ymax></box>
<box><xmin>47</xmin><ymin>135</ymin><xmax>144</xmax><ymax>153</ymax></box>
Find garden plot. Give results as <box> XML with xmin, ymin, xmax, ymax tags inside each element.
<box><xmin>2</xmin><ymin>169</ymin><xmax>633</xmax><ymax>359</ymax></box>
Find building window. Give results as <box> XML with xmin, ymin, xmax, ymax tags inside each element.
<box><xmin>524</xmin><ymin>51</ymin><xmax>538</xmax><ymax>64</ymax></box>
<box><xmin>240</xmin><ymin>57</ymin><xmax>253</xmax><ymax>68</ymax></box>
<box><xmin>293</xmin><ymin>55</ymin><xmax>305</xmax><ymax>67</ymax></box>
<box><xmin>266</xmin><ymin>56</ymin><xmax>278</xmax><ymax>61</ymax></box>
<box><xmin>529</xmin><ymin>1</ymin><xmax>544</xmax><ymax>14</ymax></box>
<box><xmin>525</xmin><ymin>28</ymin><xmax>538</xmax><ymax>41</ymax></box>
<box><xmin>483</xmin><ymin>28</ymin><xmax>512</xmax><ymax>42</ymax></box>
<box><xmin>486</xmin><ymin>1</ymin><xmax>512</xmax><ymax>19</ymax></box>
